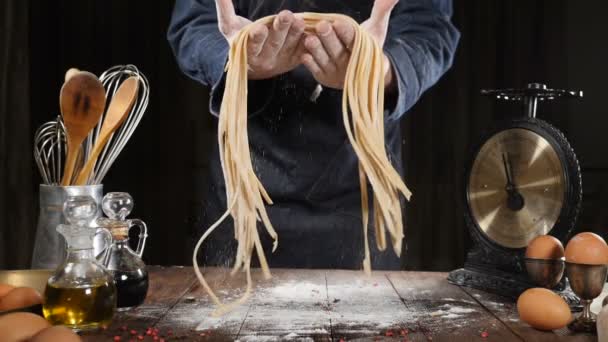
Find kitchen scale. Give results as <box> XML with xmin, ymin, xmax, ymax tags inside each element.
<box><xmin>448</xmin><ymin>83</ymin><xmax>583</xmax><ymax>299</ymax></box>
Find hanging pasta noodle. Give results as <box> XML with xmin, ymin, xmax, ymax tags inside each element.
<box><xmin>193</xmin><ymin>12</ymin><xmax>412</xmax><ymax>316</ymax></box>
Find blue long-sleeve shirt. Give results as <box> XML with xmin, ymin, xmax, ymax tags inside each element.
<box><xmin>168</xmin><ymin>0</ymin><xmax>460</xmax><ymax>270</ymax></box>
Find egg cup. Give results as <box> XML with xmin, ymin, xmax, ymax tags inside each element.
<box><xmin>565</xmin><ymin>262</ymin><xmax>608</xmax><ymax>333</ymax></box>
<box><xmin>524</xmin><ymin>257</ymin><xmax>565</xmax><ymax>289</ymax></box>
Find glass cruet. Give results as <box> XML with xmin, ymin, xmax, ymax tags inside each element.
<box><xmin>97</xmin><ymin>192</ymin><xmax>149</xmax><ymax>310</ymax></box>
<box><xmin>43</xmin><ymin>195</ymin><xmax>116</xmax><ymax>331</ymax></box>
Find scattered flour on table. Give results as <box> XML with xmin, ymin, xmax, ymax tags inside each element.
<box><xmin>485</xmin><ymin>301</ymin><xmax>505</xmax><ymax>308</ymax></box>
<box><xmin>441</xmin><ymin>297</ymin><xmax>475</xmax><ymax>305</ymax></box>
<box><xmin>443</xmin><ymin>305</ymin><xmax>476</xmax><ymax>314</ymax></box>
<box><xmin>193</xmin><ymin>279</ymin><xmax>480</xmax><ymax>335</ymax></box>
<box><xmin>442</xmin><ymin>313</ymin><xmax>462</xmax><ymax>319</ymax></box>
<box><xmin>429</xmin><ymin>304</ymin><xmax>477</xmax><ymax>319</ymax></box>
<box><xmin>194</xmin><ymin>279</ymin><xmax>419</xmax><ymax>334</ymax></box>
<box><xmin>236</xmin><ymin>336</ymin><xmax>315</xmax><ymax>342</ymax></box>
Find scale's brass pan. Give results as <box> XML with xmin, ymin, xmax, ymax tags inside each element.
<box><xmin>467</xmin><ymin>128</ymin><xmax>566</xmax><ymax>248</ymax></box>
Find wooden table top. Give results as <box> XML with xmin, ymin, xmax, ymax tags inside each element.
<box><xmin>6</xmin><ymin>266</ymin><xmax>598</xmax><ymax>341</ymax></box>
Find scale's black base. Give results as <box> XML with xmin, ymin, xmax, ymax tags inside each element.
<box><xmin>448</xmin><ymin>266</ymin><xmax>582</xmax><ymax>312</ymax></box>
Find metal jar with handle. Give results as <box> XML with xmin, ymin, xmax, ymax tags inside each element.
<box><xmin>31</xmin><ymin>184</ymin><xmax>104</xmax><ymax>269</ymax></box>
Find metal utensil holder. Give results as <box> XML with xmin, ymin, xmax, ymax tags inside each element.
<box><xmin>31</xmin><ymin>184</ymin><xmax>104</xmax><ymax>269</ymax></box>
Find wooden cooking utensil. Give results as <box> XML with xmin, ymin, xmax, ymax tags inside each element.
<box><xmin>64</xmin><ymin>68</ymin><xmax>80</xmax><ymax>82</ymax></box>
<box><xmin>74</xmin><ymin>77</ymin><xmax>139</xmax><ymax>185</ymax></box>
<box><xmin>60</xmin><ymin>71</ymin><xmax>106</xmax><ymax>186</ymax></box>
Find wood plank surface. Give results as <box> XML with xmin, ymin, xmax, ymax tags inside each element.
<box><xmin>462</xmin><ymin>286</ymin><xmax>597</xmax><ymax>342</ymax></box>
<box><xmin>388</xmin><ymin>272</ymin><xmax>521</xmax><ymax>342</ymax></box>
<box><xmin>74</xmin><ymin>267</ymin><xmax>600</xmax><ymax>341</ymax></box>
<box><xmin>154</xmin><ymin>266</ymin><xmax>251</xmax><ymax>341</ymax></box>
<box><xmin>326</xmin><ymin>270</ymin><xmax>415</xmax><ymax>341</ymax></box>
<box><xmin>81</xmin><ymin>265</ymin><xmax>197</xmax><ymax>341</ymax></box>
<box><xmin>236</xmin><ymin>269</ymin><xmax>331</xmax><ymax>341</ymax></box>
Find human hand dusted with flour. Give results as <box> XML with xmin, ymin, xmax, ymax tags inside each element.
<box><xmin>215</xmin><ymin>0</ymin><xmax>306</xmax><ymax>80</ymax></box>
<box><xmin>301</xmin><ymin>0</ymin><xmax>399</xmax><ymax>90</ymax></box>
<box><xmin>215</xmin><ymin>0</ymin><xmax>398</xmax><ymax>89</ymax></box>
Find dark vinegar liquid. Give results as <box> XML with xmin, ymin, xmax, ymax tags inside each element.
<box><xmin>114</xmin><ymin>270</ymin><xmax>149</xmax><ymax>309</ymax></box>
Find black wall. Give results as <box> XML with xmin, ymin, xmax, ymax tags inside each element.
<box><xmin>1</xmin><ymin>0</ymin><xmax>607</xmax><ymax>270</ymax></box>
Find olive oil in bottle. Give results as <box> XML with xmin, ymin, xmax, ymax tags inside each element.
<box><xmin>43</xmin><ymin>281</ymin><xmax>116</xmax><ymax>329</ymax></box>
<box><xmin>43</xmin><ymin>196</ymin><xmax>117</xmax><ymax>331</ymax></box>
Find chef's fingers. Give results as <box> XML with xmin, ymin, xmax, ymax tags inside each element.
<box><xmin>260</xmin><ymin>10</ymin><xmax>294</xmax><ymax>59</ymax></box>
<box><xmin>333</xmin><ymin>19</ymin><xmax>356</xmax><ymax>51</ymax></box>
<box><xmin>301</xmin><ymin>53</ymin><xmax>323</xmax><ymax>79</ymax></box>
<box><xmin>368</xmin><ymin>0</ymin><xmax>398</xmax><ymax>26</ymax></box>
<box><xmin>362</xmin><ymin>0</ymin><xmax>398</xmax><ymax>44</ymax></box>
<box><xmin>316</xmin><ymin>20</ymin><xmax>346</xmax><ymax>61</ymax></box>
<box><xmin>282</xmin><ymin>16</ymin><xmax>305</xmax><ymax>54</ymax></box>
<box><xmin>304</xmin><ymin>35</ymin><xmax>334</xmax><ymax>73</ymax></box>
<box><xmin>247</xmin><ymin>23</ymin><xmax>269</xmax><ymax>59</ymax></box>
<box><xmin>215</xmin><ymin>0</ymin><xmax>237</xmax><ymax>36</ymax></box>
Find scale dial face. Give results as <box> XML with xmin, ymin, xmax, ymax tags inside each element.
<box><xmin>467</xmin><ymin>128</ymin><xmax>566</xmax><ymax>249</ymax></box>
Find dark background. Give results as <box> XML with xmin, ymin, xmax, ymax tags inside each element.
<box><xmin>1</xmin><ymin>0</ymin><xmax>607</xmax><ymax>270</ymax></box>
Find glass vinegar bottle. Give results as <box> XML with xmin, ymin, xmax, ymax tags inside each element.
<box><xmin>97</xmin><ymin>192</ymin><xmax>149</xmax><ymax>310</ymax></box>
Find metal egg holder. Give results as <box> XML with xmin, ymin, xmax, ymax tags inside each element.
<box><xmin>524</xmin><ymin>256</ymin><xmax>608</xmax><ymax>333</ymax></box>
<box><xmin>449</xmin><ymin>83</ymin><xmax>588</xmax><ymax>324</ymax></box>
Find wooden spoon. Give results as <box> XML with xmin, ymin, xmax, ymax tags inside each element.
<box><xmin>74</xmin><ymin>77</ymin><xmax>139</xmax><ymax>185</ymax></box>
<box><xmin>64</xmin><ymin>68</ymin><xmax>80</xmax><ymax>82</ymax></box>
<box><xmin>60</xmin><ymin>71</ymin><xmax>106</xmax><ymax>186</ymax></box>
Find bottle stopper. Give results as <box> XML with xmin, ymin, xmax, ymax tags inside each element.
<box><xmin>98</xmin><ymin>192</ymin><xmax>134</xmax><ymax>240</ymax></box>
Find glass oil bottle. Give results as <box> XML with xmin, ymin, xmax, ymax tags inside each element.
<box><xmin>43</xmin><ymin>195</ymin><xmax>117</xmax><ymax>330</ymax></box>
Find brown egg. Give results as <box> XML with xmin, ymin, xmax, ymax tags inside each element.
<box><xmin>0</xmin><ymin>287</ymin><xmax>43</xmax><ymax>312</ymax></box>
<box><xmin>526</xmin><ymin>235</ymin><xmax>564</xmax><ymax>259</ymax></box>
<box><xmin>30</xmin><ymin>326</ymin><xmax>82</xmax><ymax>342</ymax></box>
<box><xmin>0</xmin><ymin>283</ymin><xmax>15</xmax><ymax>298</ymax></box>
<box><xmin>565</xmin><ymin>232</ymin><xmax>608</xmax><ymax>265</ymax></box>
<box><xmin>0</xmin><ymin>312</ymin><xmax>50</xmax><ymax>342</ymax></box>
<box><xmin>517</xmin><ymin>288</ymin><xmax>572</xmax><ymax>330</ymax></box>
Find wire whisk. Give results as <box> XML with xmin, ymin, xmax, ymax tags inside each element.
<box><xmin>83</xmin><ymin>64</ymin><xmax>150</xmax><ymax>184</ymax></box>
<box><xmin>34</xmin><ymin>116</ymin><xmax>67</xmax><ymax>185</ymax></box>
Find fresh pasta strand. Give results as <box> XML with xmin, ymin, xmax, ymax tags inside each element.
<box><xmin>193</xmin><ymin>12</ymin><xmax>412</xmax><ymax>316</ymax></box>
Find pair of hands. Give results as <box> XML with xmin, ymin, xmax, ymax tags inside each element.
<box><xmin>215</xmin><ymin>0</ymin><xmax>398</xmax><ymax>90</ymax></box>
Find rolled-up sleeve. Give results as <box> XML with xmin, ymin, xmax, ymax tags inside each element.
<box><xmin>383</xmin><ymin>0</ymin><xmax>460</xmax><ymax>121</ymax></box>
<box><xmin>167</xmin><ymin>0</ymin><xmax>276</xmax><ymax>117</ymax></box>
<box><xmin>167</xmin><ymin>0</ymin><xmax>228</xmax><ymax>88</ymax></box>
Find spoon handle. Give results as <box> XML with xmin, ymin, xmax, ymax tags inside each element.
<box><xmin>61</xmin><ymin>138</ymin><xmax>80</xmax><ymax>186</ymax></box>
<box><xmin>74</xmin><ymin>134</ymin><xmax>111</xmax><ymax>185</ymax></box>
